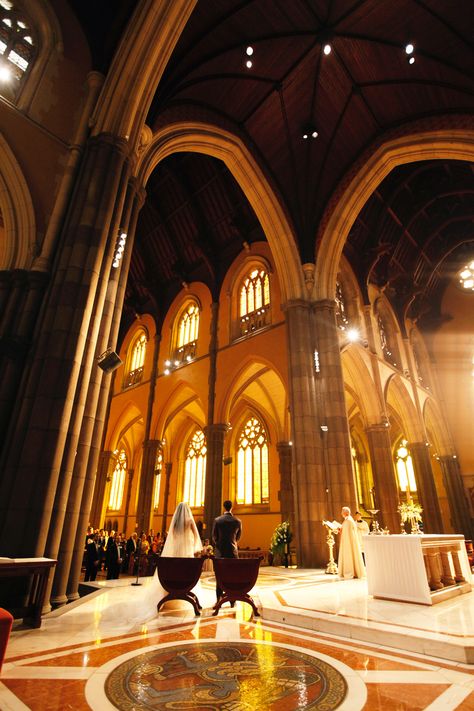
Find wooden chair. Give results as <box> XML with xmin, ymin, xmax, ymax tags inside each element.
<box><xmin>212</xmin><ymin>557</ymin><xmax>262</xmax><ymax>617</ymax></box>
<box><xmin>156</xmin><ymin>557</ymin><xmax>204</xmax><ymax>616</ymax></box>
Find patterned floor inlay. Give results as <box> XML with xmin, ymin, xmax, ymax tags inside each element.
<box><xmin>104</xmin><ymin>641</ymin><xmax>348</xmax><ymax>710</ymax></box>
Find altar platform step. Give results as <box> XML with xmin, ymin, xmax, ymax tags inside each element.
<box><xmin>255</xmin><ymin>567</ymin><xmax>474</xmax><ymax>664</ymax></box>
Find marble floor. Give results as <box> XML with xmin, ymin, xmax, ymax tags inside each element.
<box><xmin>2</xmin><ymin>568</ymin><xmax>474</xmax><ymax>710</ymax></box>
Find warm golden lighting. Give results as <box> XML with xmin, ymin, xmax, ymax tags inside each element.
<box><xmin>237</xmin><ymin>416</ymin><xmax>269</xmax><ymax>504</ymax></box>
<box><xmin>183</xmin><ymin>429</ymin><xmax>206</xmax><ymax>507</ymax></box>
<box><xmin>108</xmin><ymin>449</ymin><xmax>127</xmax><ymax>510</ymax></box>
<box><xmin>396</xmin><ymin>439</ymin><xmax>417</xmax><ymax>494</ymax></box>
<box><xmin>458</xmin><ymin>261</ymin><xmax>474</xmax><ymax>291</ymax></box>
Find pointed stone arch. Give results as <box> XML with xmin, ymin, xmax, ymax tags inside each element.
<box><xmin>385</xmin><ymin>374</ymin><xmax>423</xmax><ymax>442</ymax></box>
<box><xmin>216</xmin><ymin>356</ymin><xmax>289</xmax><ymax>441</ymax></box>
<box><xmin>0</xmin><ymin>135</ymin><xmax>36</xmax><ymax>269</ymax></box>
<box><xmin>315</xmin><ymin>126</ymin><xmax>474</xmax><ymax>300</ymax></box>
<box><xmin>341</xmin><ymin>348</ymin><xmax>380</xmax><ymax>427</ymax></box>
<box><xmin>136</xmin><ymin>123</ymin><xmax>303</xmax><ymax>302</ymax></box>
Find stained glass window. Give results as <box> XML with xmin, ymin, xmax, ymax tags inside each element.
<box><xmin>108</xmin><ymin>450</ymin><xmax>127</xmax><ymax>510</ymax></box>
<box><xmin>237</xmin><ymin>416</ymin><xmax>269</xmax><ymax>505</ymax></box>
<box><xmin>183</xmin><ymin>430</ymin><xmax>206</xmax><ymax>507</ymax></box>
<box><xmin>0</xmin><ymin>2</ymin><xmax>35</xmax><ymax>86</ymax></box>
<box><xmin>124</xmin><ymin>331</ymin><xmax>147</xmax><ymax>387</ymax></box>
<box><xmin>178</xmin><ymin>303</ymin><xmax>200</xmax><ymax>348</ymax></box>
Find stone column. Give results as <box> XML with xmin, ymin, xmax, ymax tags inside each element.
<box><xmin>439</xmin><ymin>455</ymin><xmax>473</xmax><ymax>538</ymax></box>
<box><xmin>90</xmin><ymin>451</ymin><xmax>114</xmax><ymax>527</ymax></box>
<box><xmin>284</xmin><ymin>299</ymin><xmax>356</xmax><ymax>567</ymax></box>
<box><xmin>204</xmin><ymin>424</ymin><xmax>228</xmax><ymax>537</ymax></box>
<box><xmin>365</xmin><ymin>424</ymin><xmax>400</xmax><ymax>533</ymax></box>
<box><xmin>0</xmin><ymin>133</ymin><xmax>130</xmax><ymax>558</ymax></box>
<box><xmin>122</xmin><ymin>468</ymin><xmax>135</xmax><ymax>535</ymax></box>
<box><xmin>313</xmin><ymin>300</ymin><xmax>356</xmax><ymax>522</ymax></box>
<box><xmin>410</xmin><ymin>442</ymin><xmax>443</xmax><ymax>533</ymax></box>
<box><xmin>277</xmin><ymin>441</ymin><xmax>294</xmax><ymax>527</ymax></box>
<box><xmin>161</xmin><ymin>462</ymin><xmax>173</xmax><ymax>534</ymax></box>
<box><xmin>136</xmin><ymin>440</ymin><xmax>162</xmax><ymax>534</ymax></box>
<box><xmin>63</xmin><ymin>180</ymin><xmax>145</xmax><ymax>601</ymax></box>
<box><xmin>0</xmin><ymin>270</ymin><xmax>48</xmax><ymax>451</ymax></box>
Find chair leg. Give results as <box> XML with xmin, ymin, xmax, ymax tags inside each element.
<box><xmin>243</xmin><ymin>594</ymin><xmax>260</xmax><ymax>617</ymax></box>
<box><xmin>189</xmin><ymin>591</ymin><xmax>202</xmax><ymax>610</ymax></box>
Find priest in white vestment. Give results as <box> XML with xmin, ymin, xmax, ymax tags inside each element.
<box><xmin>337</xmin><ymin>507</ymin><xmax>365</xmax><ymax>579</ymax></box>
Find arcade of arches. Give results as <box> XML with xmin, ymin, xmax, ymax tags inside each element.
<box><xmin>0</xmin><ymin>0</ymin><xmax>473</xmax><ymax>616</ymax></box>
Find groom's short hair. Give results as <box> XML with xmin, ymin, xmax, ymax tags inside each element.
<box><xmin>223</xmin><ymin>500</ymin><xmax>232</xmax><ymax>511</ymax></box>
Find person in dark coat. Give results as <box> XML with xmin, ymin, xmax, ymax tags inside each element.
<box><xmin>84</xmin><ymin>533</ymin><xmax>100</xmax><ymax>582</ymax></box>
<box><xmin>106</xmin><ymin>532</ymin><xmax>122</xmax><ymax>580</ymax></box>
<box><xmin>212</xmin><ymin>500</ymin><xmax>242</xmax><ymax>604</ymax></box>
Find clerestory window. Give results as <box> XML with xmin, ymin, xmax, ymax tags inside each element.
<box><xmin>239</xmin><ymin>268</ymin><xmax>270</xmax><ymax>336</ymax></box>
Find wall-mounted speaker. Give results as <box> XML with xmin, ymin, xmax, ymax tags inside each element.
<box><xmin>97</xmin><ymin>348</ymin><xmax>123</xmax><ymax>374</ymax></box>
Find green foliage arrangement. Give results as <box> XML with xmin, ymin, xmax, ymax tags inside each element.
<box><xmin>270</xmin><ymin>520</ymin><xmax>293</xmax><ymax>554</ymax></box>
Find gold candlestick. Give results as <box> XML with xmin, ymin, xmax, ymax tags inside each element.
<box><xmin>322</xmin><ymin>522</ymin><xmax>338</xmax><ymax>575</ymax></box>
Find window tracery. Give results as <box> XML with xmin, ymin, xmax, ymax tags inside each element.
<box><xmin>108</xmin><ymin>450</ymin><xmax>127</xmax><ymax>511</ymax></box>
<box><xmin>0</xmin><ymin>1</ymin><xmax>35</xmax><ymax>93</ymax></box>
<box><xmin>124</xmin><ymin>330</ymin><xmax>147</xmax><ymax>388</ymax></box>
<box><xmin>236</xmin><ymin>416</ymin><xmax>269</xmax><ymax>505</ymax></box>
<box><xmin>183</xmin><ymin>429</ymin><xmax>206</xmax><ymax>507</ymax></box>
<box><xmin>174</xmin><ymin>301</ymin><xmax>199</xmax><ymax>363</ymax></box>
<box><xmin>239</xmin><ymin>268</ymin><xmax>270</xmax><ymax>336</ymax></box>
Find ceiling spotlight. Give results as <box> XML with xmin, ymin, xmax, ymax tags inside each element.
<box><xmin>323</xmin><ymin>44</ymin><xmax>332</xmax><ymax>55</ymax></box>
<box><xmin>246</xmin><ymin>59</ymin><xmax>253</xmax><ymax>69</ymax></box>
<box><xmin>246</xmin><ymin>46</ymin><xmax>253</xmax><ymax>56</ymax></box>
<box><xmin>0</xmin><ymin>65</ymin><xmax>12</xmax><ymax>82</ymax></box>
<box><xmin>302</xmin><ymin>124</ymin><xmax>318</xmax><ymax>140</ymax></box>
<box><xmin>405</xmin><ymin>43</ymin><xmax>414</xmax><ymax>54</ymax></box>
<box><xmin>347</xmin><ymin>328</ymin><xmax>360</xmax><ymax>343</ymax></box>
<box><xmin>408</xmin><ymin>56</ymin><xmax>415</xmax><ymax>65</ymax></box>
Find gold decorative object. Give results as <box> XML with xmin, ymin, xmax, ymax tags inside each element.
<box><xmin>398</xmin><ymin>501</ymin><xmax>423</xmax><ymax>535</ymax></box>
<box><xmin>322</xmin><ymin>520</ymin><xmax>339</xmax><ymax>575</ymax></box>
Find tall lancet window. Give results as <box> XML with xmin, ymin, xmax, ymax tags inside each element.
<box><xmin>395</xmin><ymin>439</ymin><xmax>417</xmax><ymax>496</ymax></box>
<box><xmin>239</xmin><ymin>268</ymin><xmax>270</xmax><ymax>336</ymax></box>
<box><xmin>183</xmin><ymin>429</ymin><xmax>206</xmax><ymax>507</ymax></box>
<box><xmin>176</xmin><ymin>302</ymin><xmax>200</xmax><ymax>362</ymax></box>
<box><xmin>124</xmin><ymin>330</ymin><xmax>147</xmax><ymax>388</ymax></box>
<box><xmin>0</xmin><ymin>2</ymin><xmax>36</xmax><ymax>91</ymax></box>
<box><xmin>237</xmin><ymin>416</ymin><xmax>269</xmax><ymax>505</ymax></box>
<box><xmin>108</xmin><ymin>450</ymin><xmax>127</xmax><ymax>511</ymax></box>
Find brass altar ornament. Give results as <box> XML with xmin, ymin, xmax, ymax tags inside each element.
<box><xmin>322</xmin><ymin>520</ymin><xmax>340</xmax><ymax>575</ymax></box>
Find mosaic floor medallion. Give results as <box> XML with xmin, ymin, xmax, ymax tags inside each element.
<box><xmin>104</xmin><ymin>641</ymin><xmax>347</xmax><ymax>710</ymax></box>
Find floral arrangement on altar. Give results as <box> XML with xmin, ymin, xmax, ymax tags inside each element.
<box><xmin>270</xmin><ymin>521</ymin><xmax>293</xmax><ymax>555</ymax></box>
<box><xmin>397</xmin><ymin>501</ymin><xmax>423</xmax><ymax>523</ymax></box>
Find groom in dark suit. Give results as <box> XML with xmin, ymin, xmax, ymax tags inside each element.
<box><xmin>212</xmin><ymin>500</ymin><xmax>242</xmax><ymax>604</ymax></box>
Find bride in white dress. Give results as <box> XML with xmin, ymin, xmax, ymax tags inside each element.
<box><xmin>140</xmin><ymin>502</ymin><xmax>203</xmax><ymax>615</ymax></box>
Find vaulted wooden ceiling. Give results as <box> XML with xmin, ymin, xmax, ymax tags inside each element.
<box><xmin>68</xmin><ymin>0</ymin><xmax>474</xmax><ymax>332</ymax></box>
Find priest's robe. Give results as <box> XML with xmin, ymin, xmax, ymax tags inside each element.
<box><xmin>337</xmin><ymin>516</ymin><xmax>365</xmax><ymax>579</ymax></box>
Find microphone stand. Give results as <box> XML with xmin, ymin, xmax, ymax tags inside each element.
<box><xmin>131</xmin><ymin>540</ymin><xmax>142</xmax><ymax>586</ymax></box>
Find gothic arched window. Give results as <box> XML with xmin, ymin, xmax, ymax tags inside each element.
<box><xmin>236</xmin><ymin>416</ymin><xmax>269</xmax><ymax>505</ymax></box>
<box><xmin>124</xmin><ymin>330</ymin><xmax>147</xmax><ymax>388</ymax></box>
<box><xmin>395</xmin><ymin>439</ymin><xmax>417</xmax><ymax>495</ymax></box>
<box><xmin>174</xmin><ymin>301</ymin><xmax>199</xmax><ymax>363</ymax></box>
<box><xmin>183</xmin><ymin>429</ymin><xmax>206</xmax><ymax>507</ymax></box>
<box><xmin>0</xmin><ymin>2</ymin><xmax>36</xmax><ymax>96</ymax></box>
<box><xmin>239</xmin><ymin>268</ymin><xmax>270</xmax><ymax>336</ymax></box>
<box><xmin>108</xmin><ymin>450</ymin><xmax>127</xmax><ymax>511</ymax></box>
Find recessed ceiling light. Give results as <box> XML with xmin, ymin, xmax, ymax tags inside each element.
<box><xmin>405</xmin><ymin>43</ymin><xmax>414</xmax><ymax>54</ymax></box>
<box><xmin>246</xmin><ymin>46</ymin><xmax>253</xmax><ymax>56</ymax></box>
<box><xmin>323</xmin><ymin>44</ymin><xmax>331</xmax><ymax>55</ymax></box>
<box><xmin>408</xmin><ymin>56</ymin><xmax>415</xmax><ymax>65</ymax></box>
<box><xmin>0</xmin><ymin>65</ymin><xmax>12</xmax><ymax>82</ymax></box>
<box><xmin>246</xmin><ymin>59</ymin><xmax>252</xmax><ymax>69</ymax></box>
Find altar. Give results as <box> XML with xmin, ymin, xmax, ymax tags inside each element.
<box><xmin>364</xmin><ymin>534</ymin><xmax>472</xmax><ymax>605</ymax></box>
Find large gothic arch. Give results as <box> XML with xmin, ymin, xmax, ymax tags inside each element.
<box><xmin>0</xmin><ymin>135</ymin><xmax>36</xmax><ymax>269</ymax></box>
<box><xmin>135</xmin><ymin>123</ymin><xmax>304</xmax><ymax>303</ymax></box>
<box><xmin>314</xmin><ymin>126</ymin><xmax>474</xmax><ymax>300</ymax></box>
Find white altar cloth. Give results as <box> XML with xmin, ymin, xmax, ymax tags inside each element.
<box><xmin>364</xmin><ymin>534</ymin><xmax>472</xmax><ymax>605</ymax></box>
